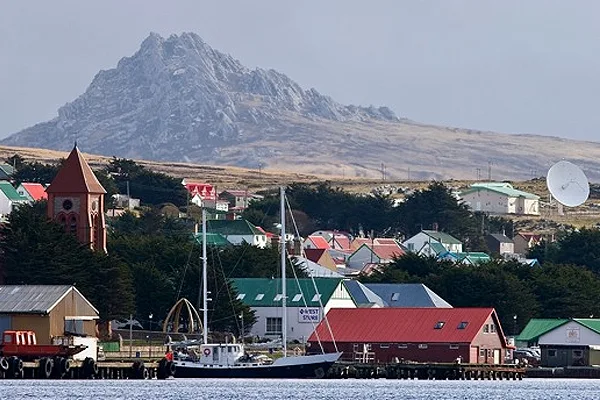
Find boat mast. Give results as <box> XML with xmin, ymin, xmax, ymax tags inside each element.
<box><xmin>280</xmin><ymin>186</ymin><xmax>287</xmax><ymax>357</ymax></box>
<box><xmin>202</xmin><ymin>208</ymin><xmax>208</xmax><ymax>345</ymax></box>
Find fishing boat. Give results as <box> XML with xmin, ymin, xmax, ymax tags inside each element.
<box><xmin>171</xmin><ymin>187</ymin><xmax>342</xmax><ymax>378</ymax></box>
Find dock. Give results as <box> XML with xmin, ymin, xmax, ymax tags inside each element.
<box><xmin>327</xmin><ymin>362</ymin><xmax>526</xmax><ymax>380</ymax></box>
<box><xmin>0</xmin><ymin>357</ymin><xmax>175</xmax><ymax>380</ymax></box>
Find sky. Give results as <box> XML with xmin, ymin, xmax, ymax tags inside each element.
<box><xmin>2</xmin><ymin>1</ymin><xmax>600</xmax><ymax>142</ymax></box>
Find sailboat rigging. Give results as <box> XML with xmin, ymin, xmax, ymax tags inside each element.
<box><xmin>169</xmin><ymin>187</ymin><xmax>342</xmax><ymax>378</ymax></box>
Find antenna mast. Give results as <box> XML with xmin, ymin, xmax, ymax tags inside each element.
<box><xmin>280</xmin><ymin>186</ymin><xmax>287</xmax><ymax>357</ymax></box>
<box><xmin>202</xmin><ymin>208</ymin><xmax>208</xmax><ymax>344</ymax></box>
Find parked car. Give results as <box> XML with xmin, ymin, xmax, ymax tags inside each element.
<box><xmin>513</xmin><ymin>349</ymin><xmax>541</xmax><ymax>366</ymax></box>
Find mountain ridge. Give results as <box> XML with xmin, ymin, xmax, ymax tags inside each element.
<box><xmin>4</xmin><ymin>32</ymin><xmax>600</xmax><ymax>181</ymax></box>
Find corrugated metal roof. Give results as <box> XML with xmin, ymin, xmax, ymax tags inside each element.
<box><xmin>0</xmin><ymin>285</ymin><xmax>73</xmax><ymax>314</ymax></box>
<box><xmin>488</xmin><ymin>233</ymin><xmax>514</xmax><ymax>244</ymax></box>
<box><xmin>309</xmin><ymin>307</ymin><xmax>500</xmax><ymax>344</ymax></box>
<box><xmin>365</xmin><ymin>283</ymin><xmax>453</xmax><ymax>308</ymax></box>
<box><xmin>193</xmin><ymin>232</ymin><xmax>232</xmax><ymax>246</ymax></box>
<box><xmin>422</xmin><ymin>230</ymin><xmax>462</xmax><ymax>245</ymax></box>
<box><xmin>573</xmin><ymin>319</ymin><xmax>600</xmax><ymax>335</ymax></box>
<box><xmin>462</xmin><ymin>183</ymin><xmax>539</xmax><ymax>200</ymax></box>
<box><xmin>516</xmin><ymin>319</ymin><xmax>568</xmax><ymax>342</ymax></box>
<box><xmin>306</xmin><ymin>236</ymin><xmax>330</xmax><ymax>249</ymax></box>
<box><xmin>343</xmin><ymin>281</ymin><xmax>386</xmax><ymax>307</ymax></box>
<box><xmin>231</xmin><ymin>278</ymin><xmax>342</xmax><ymax>307</ymax></box>
<box><xmin>0</xmin><ymin>181</ymin><xmax>28</xmax><ymax>202</ymax></box>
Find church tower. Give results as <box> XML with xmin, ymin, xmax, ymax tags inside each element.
<box><xmin>46</xmin><ymin>145</ymin><xmax>107</xmax><ymax>252</ymax></box>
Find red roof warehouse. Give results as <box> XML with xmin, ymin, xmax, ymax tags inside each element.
<box><xmin>308</xmin><ymin>308</ymin><xmax>509</xmax><ymax>364</ymax></box>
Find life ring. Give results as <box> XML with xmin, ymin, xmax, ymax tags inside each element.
<box><xmin>203</xmin><ymin>348</ymin><xmax>211</xmax><ymax>356</ymax></box>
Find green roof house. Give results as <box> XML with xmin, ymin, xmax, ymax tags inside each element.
<box><xmin>526</xmin><ymin>318</ymin><xmax>600</xmax><ymax>367</ymax></box>
<box><xmin>0</xmin><ymin>180</ymin><xmax>29</xmax><ymax>218</ymax></box>
<box><xmin>206</xmin><ymin>219</ymin><xmax>268</xmax><ymax>248</ymax></box>
<box><xmin>231</xmin><ymin>278</ymin><xmax>356</xmax><ymax>341</ymax></box>
<box><xmin>403</xmin><ymin>230</ymin><xmax>463</xmax><ymax>255</ymax></box>
<box><xmin>460</xmin><ymin>182</ymin><xmax>540</xmax><ymax>216</ymax></box>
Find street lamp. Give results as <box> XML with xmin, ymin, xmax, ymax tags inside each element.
<box><xmin>239</xmin><ymin>312</ymin><xmax>244</xmax><ymax>343</ymax></box>
<box><xmin>149</xmin><ymin>313</ymin><xmax>153</xmax><ymax>359</ymax></box>
<box><xmin>513</xmin><ymin>315</ymin><xmax>518</xmax><ymax>337</ymax></box>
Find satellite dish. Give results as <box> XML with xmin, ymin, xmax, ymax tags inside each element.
<box><xmin>547</xmin><ymin>161</ymin><xmax>590</xmax><ymax>207</ymax></box>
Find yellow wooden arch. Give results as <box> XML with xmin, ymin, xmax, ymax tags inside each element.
<box><xmin>162</xmin><ymin>298</ymin><xmax>203</xmax><ymax>334</ymax></box>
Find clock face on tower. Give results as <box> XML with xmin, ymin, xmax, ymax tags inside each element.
<box><xmin>62</xmin><ymin>199</ymin><xmax>73</xmax><ymax>211</ymax></box>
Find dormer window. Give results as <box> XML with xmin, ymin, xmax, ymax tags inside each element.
<box><xmin>255</xmin><ymin>294</ymin><xmax>264</xmax><ymax>301</ymax></box>
<box><xmin>434</xmin><ymin>321</ymin><xmax>445</xmax><ymax>329</ymax></box>
<box><xmin>391</xmin><ymin>293</ymin><xmax>400</xmax><ymax>301</ymax></box>
<box><xmin>457</xmin><ymin>321</ymin><xmax>468</xmax><ymax>329</ymax></box>
<box><xmin>236</xmin><ymin>293</ymin><xmax>246</xmax><ymax>300</ymax></box>
<box><xmin>292</xmin><ymin>294</ymin><xmax>302</xmax><ymax>302</ymax></box>
<box><xmin>273</xmin><ymin>294</ymin><xmax>283</xmax><ymax>301</ymax></box>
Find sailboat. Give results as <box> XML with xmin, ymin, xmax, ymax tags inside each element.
<box><xmin>171</xmin><ymin>187</ymin><xmax>342</xmax><ymax>378</ymax></box>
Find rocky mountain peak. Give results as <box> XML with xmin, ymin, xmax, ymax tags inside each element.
<box><xmin>4</xmin><ymin>32</ymin><xmax>399</xmax><ymax>164</ymax></box>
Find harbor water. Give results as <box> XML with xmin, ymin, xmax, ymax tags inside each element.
<box><xmin>0</xmin><ymin>378</ymin><xmax>598</xmax><ymax>400</ymax></box>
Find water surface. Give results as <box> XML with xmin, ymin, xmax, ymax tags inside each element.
<box><xmin>0</xmin><ymin>378</ymin><xmax>597</xmax><ymax>400</ymax></box>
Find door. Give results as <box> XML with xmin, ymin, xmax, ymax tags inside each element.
<box><xmin>493</xmin><ymin>349</ymin><xmax>501</xmax><ymax>364</ymax></box>
<box><xmin>470</xmin><ymin>346</ymin><xmax>479</xmax><ymax>363</ymax></box>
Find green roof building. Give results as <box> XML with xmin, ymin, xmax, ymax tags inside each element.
<box><xmin>0</xmin><ymin>180</ymin><xmax>29</xmax><ymax>218</ymax></box>
<box><xmin>231</xmin><ymin>278</ymin><xmax>356</xmax><ymax>341</ymax></box>
<box><xmin>460</xmin><ymin>182</ymin><xmax>540</xmax><ymax>216</ymax></box>
<box><xmin>206</xmin><ymin>219</ymin><xmax>268</xmax><ymax>248</ymax></box>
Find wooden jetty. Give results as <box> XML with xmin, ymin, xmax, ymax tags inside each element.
<box><xmin>327</xmin><ymin>361</ymin><xmax>526</xmax><ymax>380</ymax></box>
<box><xmin>0</xmin><ymin>357</ymin><xmax>175</xmax><ymax>380</ymax></box>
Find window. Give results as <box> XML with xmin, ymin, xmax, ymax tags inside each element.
<box><xmin>418</xmin><ymin>344</ymin><xmax>428</xmax><ymax>349</ymax></box>
<box><xmin>479</xmin><ymin>349</ymin><xmax>485</xmax><ymax>357</ymax></box>
<box><xmin>573</xmin><ymin>350</ymin><xmax>583</xmax><ymax>358</ymax></box>
<box><xmin>391</xmin><ymin>293</ymin><xmax>400</xmax><ymax>301</ymax></box>
<box><xmin>548</xmin><ymin>349</ymin><xmax>557</xmax><ymax>357</ymax></box>
<box><xmin>273</xmin><ymin>294</ymin><xmax>283</xmax><ymax>301</ymax></box>
<box><xmin>490</xmin><ymin>324</ymin><xmax>496</xmax><ymax>333</ymax></box>
<box><xmin>65</xmin><ymin>319</ymin><xmax>85</xmax><ymax>335</ymax></box>
<box><xmin>379</xmin><ymin>344</ymin><xmax>390</xmax><ymax>349</ymax></box>
<box><xmin>434</xmin><ymin>321</ymin><xmax>445</xmax><ymax>329</ymax></box>
<box><xmin>236</xmin><ymin>293</ymin><xmax>246</xmax><ymax>300</ymax></box>
<box><xmin>449</xmin><ymin>344</ymin><xmax>459</xmax><ymax>350</ymax></box>
<box><xmin>398</xmin><ymin>344</ymin><xmax>408</xmax><ymax>349</ymax></box>
<box><xmin>457</xmin><ymin>321</ymin><xmax>468</xmax><ymax>329</ymax></box>
<box><xmin>255</xmin><ymin>294</ymin><xmax>264</xmax><ymax>301</ymax></box>
<box><xmin>353</xmin><ymin>344</ymin><xmax>359</xmax><ymax>351</ymax></box>
<box><xmin>483</xmin><ymin>324</ymin><xmax>490</xmax><ymax>334</ymax></box>
<box><xmin>311</xmin><ymin>294</ymin><xmax>321</xmax><ymax>302</ymax></box>
<box><xmin>69</xmin><ymin>215</ymin><xmax>78</xmax><ymax>234</ymax></box>
<box><xmin>292</xmin><ymin>294</ymin><xmax>302</xmax><ymax>302</ymax></box>
<box><xmin>266</xmin><ymin>317</ymin><xmax>282</xmax><ymax>334</ymax></box>
<box><xmin>407</xmin><ymin>243</ymin><xmax>414</xmax><ymax>251</ymax></box>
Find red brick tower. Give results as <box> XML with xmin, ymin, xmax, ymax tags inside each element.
<box><xmin>46</xmin><ymin>145</ymin><xmax>107</xmax><ymax>252</ymax></box>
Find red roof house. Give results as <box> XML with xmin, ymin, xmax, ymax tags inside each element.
<box><xmin>346</xmin><ymin>243</ymin><xmax>405</xmax><ymax>270</ymax></box>
<box><xmin>308</xmin><ymin>308</ymin><xmax>509</xmax><ymax>364</ymax></box>
<box><xmin>17</xmin><ymin>183</ymin><xmax>48</xmax><ymax>201</ymax></box>
<box><xmin>304</xmin><ymin>235</ymin><xmax>331</xmax><ymax>250</ymax></box>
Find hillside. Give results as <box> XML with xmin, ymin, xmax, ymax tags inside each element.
<box><xmin>4</xmin><ymin>33</ymin><xmax>600</xmax><ymax>181</ymax></box>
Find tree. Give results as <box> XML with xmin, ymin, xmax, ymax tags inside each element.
<box><xmin>0</xmin><ymin>203</ymin><xmax>134</xmax><ymax>319</ymax></box>
<box><xmin>397</xmin><ymin>182</ymin><xmax>482</xmax><ymax>249</ymax></box>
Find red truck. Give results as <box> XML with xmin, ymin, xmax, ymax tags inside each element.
<box><xmin>0</xmin><ymin>330</ymin><xmax>86</xmax><ymax>360</ymax></box>
<box><xmin>0</xmin><ymin>330</ymin><xmax>88</xmax><ymax>378</ymax></box>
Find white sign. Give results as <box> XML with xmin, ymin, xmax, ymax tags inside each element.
<box><xmin>298</xmin><ymin>308</ymin><xmax>321</xmax><ymax>323</ymax></box>
<box><xmin>566</xmin><ymin>327</ymin><xmax>580</xmax><ymax>343</ymax></box>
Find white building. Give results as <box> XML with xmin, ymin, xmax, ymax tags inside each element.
<box><xmin>460</xmin><ymin>182</ymin><xmax>540</xmax><ymax>215</ymax></box>
<box><xmin>231</xmin><ymin>278</ymin><xmax>356</xmax><ymax>342</ymax></box>
<box><xmin>0</xmin><ymin>181</ymin><xmax>28</xmax><ymax>218</ymax></box>
<box><xmin>207</xmin><ymin>219</ymin><xmax>268</xmax><ymax>248</ymax></box>
<box><xmin>402</xmin><ymin>230</ymin><xmax>463</xmax><ymax>254</ymax></box>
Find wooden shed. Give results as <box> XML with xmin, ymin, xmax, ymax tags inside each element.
<box><xmin>0</xmin><ymin>285</ymin><xmax>99</xmax><ymax>344</ymax></box>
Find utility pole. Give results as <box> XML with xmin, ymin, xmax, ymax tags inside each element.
<box><xmin>487</xmin><ymin>161</ymin><xmax>492</xmax><ymax>181</ymax></box>
<box><xmin>407</xmin><ymin>167</ymin><xmax>411</xmax><ymax>181</ymax></box>
<box><xmin>476</xmin><ymin>168</ymin><xmax>481</xmax><ymax>181</ymax></box>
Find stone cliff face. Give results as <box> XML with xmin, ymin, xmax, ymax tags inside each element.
<box><xmin>5</xmin><ymin>32</ymin><xmax>600</xmax><ymax>180</ymax></box>
<box><xmin>3</xmin><ymin>32</ymin><xmax>398</xmax><ymax>164</ymax></box>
